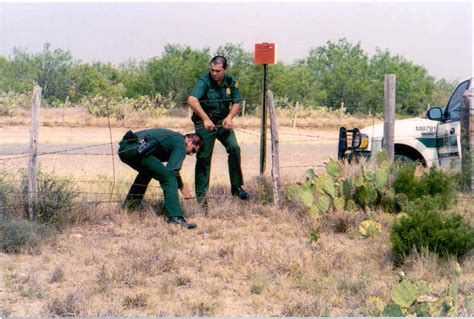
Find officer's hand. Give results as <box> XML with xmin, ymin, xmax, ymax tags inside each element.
<box><xmin>180</xmin><ymin>187</ymin><xmax>192</xmax><ymax>199</ymax></box>
<box><xmin>222</xmin><ymin>117</ymin><xmax>233</xmax><ymax>129</ymax></box>
<box><xmin>204</xmin><ymin>119</ymin><xmax>216</xmax><ymax>131</ymax></box>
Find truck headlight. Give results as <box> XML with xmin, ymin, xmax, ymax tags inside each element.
<box><xmin>359</xmin><ymin>134</ymin><xmax>369</xmax><ymax>149</ymax></box>
<box><xmin>353</xmin><ymin>134</ymin><xmax>369</xmax><ymax>149</ymax></box>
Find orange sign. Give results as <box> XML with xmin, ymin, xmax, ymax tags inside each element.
<box><xmin>254</xmin><ymin>43</ymin><xmax>276</xmax><ymax>64</ymax></box>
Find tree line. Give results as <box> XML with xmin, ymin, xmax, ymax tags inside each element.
<box><xmin>0</xmin><ymin>39</ymin><xmax>457</xmax><ymax>116</ymax></box>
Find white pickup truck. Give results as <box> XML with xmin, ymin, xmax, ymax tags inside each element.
<box><xmin>338</xmin><ymin>78</ymin><xmax>472</xmax><ymax>169</ymax></box>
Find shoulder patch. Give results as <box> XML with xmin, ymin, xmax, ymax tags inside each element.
<box><xmin>235</xmin><ymin>81</ymin><xmax>239</xmax><ymax>89</ymax></box>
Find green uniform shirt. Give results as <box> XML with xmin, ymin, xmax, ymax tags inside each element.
<box><xmin>134</xmin><ymin>128</ymin><xmax>186</xmax><ymax>188</ymax></box>
<box><xmin>190</xmin><ymin>72</ymin><xmax>241</xmax><ymax>123</ymax></box>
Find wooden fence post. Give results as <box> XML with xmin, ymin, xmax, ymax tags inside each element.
<box><xmin>62</xmin><ymin>95</ymin><xmax>69</xmax><ymax>124</ymax></box>
<box><xmin>339</xmin><ymin>101</ymin><xmax>345</xmax><ymax>120</ymax></box>
<box><xmin>460</xmin><ymin>91</ymin><xmax>473</xmax><ymax>192</ymax></box>
<box><xmin>267</xmin><ymin>90</ymin><xmax>281</xmax><ymax>207</ymax></box>
<box><xmin>28</xmin><ymin>85</ymin><xmax>41</xmax><ymax>220</ymax></box>
<box><xmin>384</xmin><ymin>74</ymin><xmax>396</xmax><ymax>160</ymax></box>
<box><xmin>292</xmin><ymin>101</ymin><xmax>299</xmax><ymax>128</ymax></box>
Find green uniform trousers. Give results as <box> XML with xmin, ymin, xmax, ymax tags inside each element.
<box><xmin>118</xmin><ymin>140</ymin><xmax>183</xmax><ymax>217</ymax></box>
<box><xmin>195</xmin><ymin>126</ymin><xmax>244</xmax><ymax>202</ymax></box>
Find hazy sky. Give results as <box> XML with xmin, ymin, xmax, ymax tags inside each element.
<box><xmin>0</xmin><ymin>1</ymin><xmax>472</xmax><ymax>81</ymax></box>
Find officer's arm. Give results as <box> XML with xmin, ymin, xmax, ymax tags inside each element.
<box><xmin>223</xmin><ymin>79</ymin><xmax>242</xmax><ymax>128</ymax></box>
<box><xmin>167</xmin><ymin>148</ymin><xmax>186</xmax><ymax>188</ymax></box>
<box><xmin>188</xmin><ymin>96</ymin><xmax>216</xmax><ymax>130</ymax></box>
<box><xmin>227</xmin><ymin>103</ymin><xmax>241</xmax><ymax>120</ymax></box>
<box><xmin>222</xmin><ymin>103</ymin><xmax>240</xmax><ymax>129</ymax></box>
<box><xmin>187</xmin><ymin>96</ymin><xmax>212</xmax><ymax>123</ymax></box>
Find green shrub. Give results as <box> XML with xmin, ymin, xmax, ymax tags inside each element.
<box><xmin>81</xmin><ymin>95</ymin><xmax>125</xmax><ymax>119</ymax></box>
<box><xmin>0</xmin><ymin>175</ymin><xmax>14</xmax><ymax>214</ymax></box>
<box><xmin>21</xmin><ymin>171</ymin><xmax>81</xmax><ymax>228</ymax></box>
<box><xmin>393</xmin><ymin>165</ymin><xmax>457</xmax><ymax>210</ymax></box>
<box><xmin>0</xmin><ymin>216</ymin><xmax>52</xmax><ymax>253</ymax></box>
<box><xmin>392</xmin><ymin>164</ymin><xmax>418</xmax><ymax>201</ymax></box>
<box><xmin>419</xmin><ymin>166</ymin><xmax>457</xmax><ymax>198</ymax></box>
<box><xmin>390</xmin><ymin>197</ymin><xmax>474</xmax><ymax>262</ymax></box>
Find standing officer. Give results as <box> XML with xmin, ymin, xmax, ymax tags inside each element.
<box><xmin>187</xmin><ymin>56</ymin><xmax>249</xmax><ymax>204</ymax></box>
<box><xmin>118</xmin><ymin>128</ymin><xmax>202</xmax><ymax>229</ymax></box>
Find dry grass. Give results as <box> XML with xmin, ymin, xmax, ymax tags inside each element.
<box><xmin>0</xmin><ymin>107</ymin><xmax>471</xmax><ymax>316</ymax></box>
<box><xmin>2</xmin><ymin>186</ymin><xmax>472</xmax><ymax>316</ymax></box>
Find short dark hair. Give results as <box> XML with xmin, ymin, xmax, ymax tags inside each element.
<box><xmin>185</xmin><ymin>133</ymin><xmax>203</xmax><ymax>148</ymax></box>
<box><xmin>210</xmin><ymin>55</ymin><xmax>228</xmax><ymax>69</ymax></box>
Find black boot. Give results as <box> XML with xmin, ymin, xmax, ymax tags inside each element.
<box><xmin>231</xmin><ymin>186</ymin><xmax>249</xmax><ymax>200</ymax></box>
<box><xmin>167</xmin><ymin>216</ymin><xmax>197</xmax><ymax>229</ymax></box>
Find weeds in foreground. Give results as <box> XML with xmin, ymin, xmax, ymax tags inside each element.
<box><xmin>0</xmin><ymin>215</ymin><xmax>52</xmax><ymax>253</ymax></box>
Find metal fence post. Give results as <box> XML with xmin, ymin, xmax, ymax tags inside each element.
<box><xmin>384</xmin><ymin>74</ymin><xmax>396</xmax><ymax>160</ymax></box>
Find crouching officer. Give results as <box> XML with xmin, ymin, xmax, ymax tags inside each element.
<box><xmin>118</xmin><ymin>128</ymin><xmax>202</xmax><ymax>229</ymax></box>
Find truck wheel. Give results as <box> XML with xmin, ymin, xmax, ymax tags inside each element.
<box><xmin>394</xmin><ymin>154</ymin><xmax>414</xmax><ymax>164</ymax></box>
<box><xmin>394</xmin><ymin>144</ymin><xmax>426</xmax><ymax>166</ymax></box>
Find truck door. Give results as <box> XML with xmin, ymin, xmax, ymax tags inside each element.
<box><xmin>437</xmin><ymin>79</ymin><xmax>470</xmax><ymax>169</ymax></box>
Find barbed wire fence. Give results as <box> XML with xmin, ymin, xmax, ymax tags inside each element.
<box><xmin>1</xmin><ymin>80</ymin><xmax>472</xmax><ymax>216</ymax></box>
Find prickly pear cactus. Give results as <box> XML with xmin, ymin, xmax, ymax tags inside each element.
<box><xmin>364</xmin><ymin>169</ymin><xmax>376</xmax><ymax>181</ymax></box>
<box><xmin>286</xmin><ymin>185</ymin><xmax>313</xmax><ymax>208</ymax></box>
<box><xmin>358</xmin><ymin>220</ymin><xmax>382</xmax><ymax>237</ymax></box>
<box><xmin>354</xmin><ymin>173</ymin><xmax>365</xmax><ymax>187</ymax></box>
<box><xmin>315</xmin><ymin>175</ymin><xmax>336</xmax><ymax>199</ymax></box>
<box><xmin>342</xmin><ymin>178</ymin><xmax>353</xmax><ymax>200</ymax></box>
<box><xmin>382</xmin><ymin>303</ymin><xmax>404</xmax><ymax>317</ymax></box>
<box><xmin>315</xmin><ymin>195</ymin><xmax>331</xmax><ymax>213</ymax></box>
<box><xmin>333</xmin><ymin>197</ymin><xmax>345</xmax><ymax>212</ymax></box>
<box><xmin>305</xmin><ymin>168</ymin><xmax>316</xmax><ymax>181</ymax></box>
<box><xmin>309</xmin><ymin>206</ymin><xmax>320</xmax><ymax>220</ymax></box>
<box><xmin>366</xmin><ymin>296</ymin><xmax>385</xmax><ymax>316</ymax></box>
<box><xmin>380</xmin><ymin>264</ymin><xmax>461</xmax><ymax>317</ymax></box>
<box><xmin>390</xmin><ymin>280</ymin><xmax>430</xmax><ymax>308</ymax></box>
<box><xmin>374</xmin><ymin>168</ymin><xmax>388</xmax><ymax>191</ymax></box>
<box><xmin>345</xmin><ymin>199</ymin><xmax>357</xmax><ymax>211</ymax></box>
<box><xmin>325</xmin><ymin>159</ymin><xmax>342</xmax><ymax>178</ymax></box>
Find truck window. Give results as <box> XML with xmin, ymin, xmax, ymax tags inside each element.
<box><xmin>445</xmin><ymin>79</ymin><xmax>470</xmax><ymax>121</ymax></box>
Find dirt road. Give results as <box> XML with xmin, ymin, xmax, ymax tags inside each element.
<box><xmin>0</xmin><ymin>126</ymin><xmax>339</xmax><ymax>187</ymax></box>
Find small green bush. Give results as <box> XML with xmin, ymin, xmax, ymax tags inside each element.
<box><xmin>393</xmin><ymin>165</ymin><xmax>457</xmax><ymax>210</ymax></box>
<box><xmin>81</xmin><ymin>95</ymin><xmax>125</xmax><ymax>119</ymax></box>
<box><xmin>392</xmin><ymin>164</ymin><xmax>418</xmax><ymax>200</ymax></box>
<box><xmin>0</xmin><ymin>216</ymin><xmax>52</xmax><ymax>253</ymax></box>
<box><xmin>21</xmin><ymin>171</ymin><xmax>81</xmax><ymax>228</ymax></box>
<box><xmin>0</xmin><ymin>175</ymin><xmax>14</xmax><ymax>214</ymax></box>
<box><xmin>390</xmin><ymin>197</ymin><xmax>474</xmax><ymax>262</ymax></box>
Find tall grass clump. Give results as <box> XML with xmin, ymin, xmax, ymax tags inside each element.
<box><xmin>0</xmin><ymin>215</ymin><xmax>52</xmax><ymax>253</ymax></box>
<box><xmin>19</xmin><ymin>171</ymin><xmax>81</xmax><ymax>229</ymax></box>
